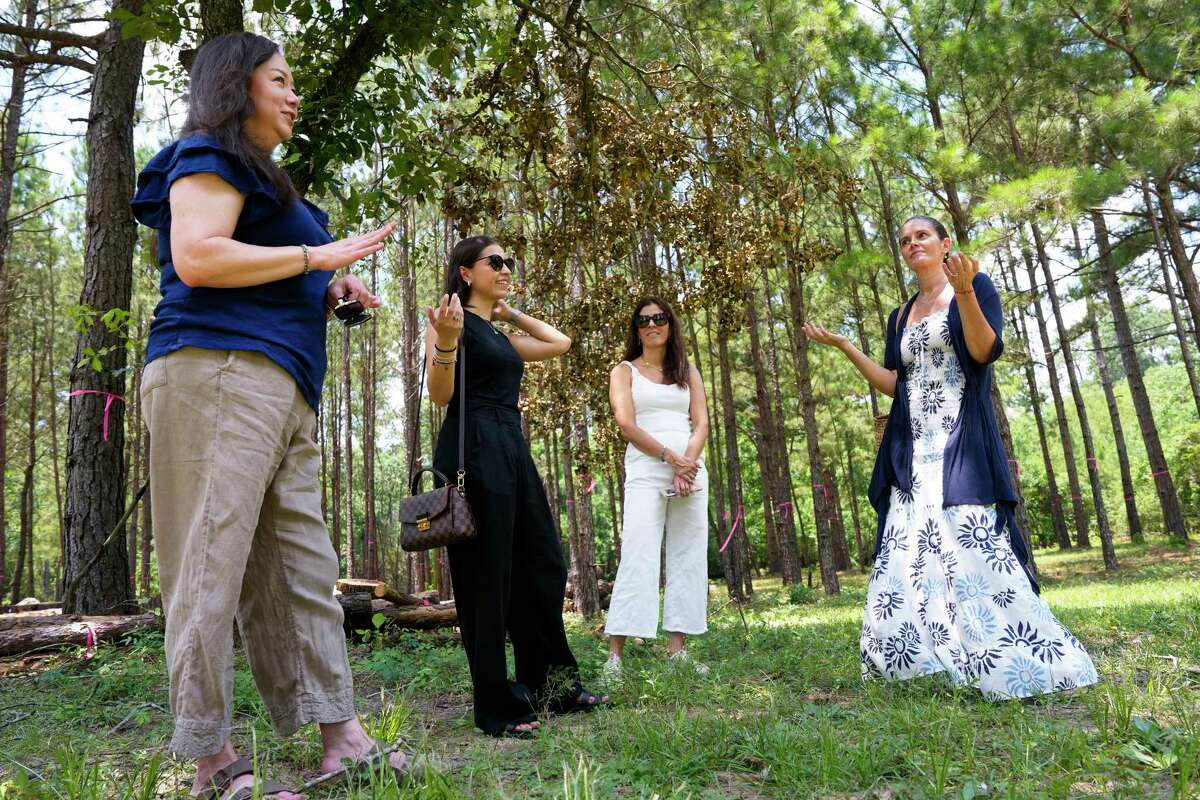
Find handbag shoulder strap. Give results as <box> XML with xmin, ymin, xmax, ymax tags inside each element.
<box><xmin>409</xmin><ymin>327</ymin><xmax>468</xmax><ymax>490</ymax></box>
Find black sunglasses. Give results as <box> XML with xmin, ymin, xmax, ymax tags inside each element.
<box><xmin>473</xmin><ymin>254</ymin><xmax>516</xmax><ymax>272</ymax></box>
<box><xmin>636</xmin><ymin>312</ymin><xmax>670</xmax><ymax>328</ymax></box>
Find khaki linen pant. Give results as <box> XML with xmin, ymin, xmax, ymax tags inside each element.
<box><xmin>141</xmin><ymin>347</ymin><xmax>355</xmax><ymax>758</ymax></box>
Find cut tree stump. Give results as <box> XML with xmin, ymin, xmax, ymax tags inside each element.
<box><xmin>0</xmin><ymin>613</ymin><xmax>160</xmax><ymax>657</ymax></box>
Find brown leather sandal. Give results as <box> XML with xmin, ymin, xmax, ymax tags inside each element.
<box><xmin>196</xmin><ymin>757</ymin><xmax>293</xmax><ymax>800</ymax></box>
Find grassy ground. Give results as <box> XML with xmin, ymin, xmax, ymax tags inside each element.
<box><xmin>1</xmin><ymin>539</ymin><xmax>1198</xmax><ymax>799</ymax></box>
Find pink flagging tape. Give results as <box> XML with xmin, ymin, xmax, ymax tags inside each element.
<box><xmin>812</xmin><ymin>482</ymin><xmax>827</xmax><ymax>498</ymax></box>
<box><xmin>1151</xmin><ymin>469</ymin><xmax>1169</xmax><ymax>478</ymax></box>
<box><xmin>1087</xmin><ymin>456</ymin><xmax>1099</xmax><ymax>473</ymax></box>
<box><xmin>718</xmin><ymin>505</ymin><xmax>744</xmax><ymax>554</ymax></box>
<box><xmin>1008</xmin><ymin>458</ymin><xmax>1021</xmax><ymax>480</ymax></box>
<box><xmin>69</xmin><ymin>389</ymin><xmax>125</xmax><ymax>441</ymax></box>
<box><xmin>580</xmin><ymin>474</ymin><xmax>596</xmax><ymax>495</ymax></box>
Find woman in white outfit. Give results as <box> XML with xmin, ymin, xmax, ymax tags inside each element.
<box><xmin>604</xmin><ymin>297</ymin><xmax>711</xmax><ymax>679</ymax></box>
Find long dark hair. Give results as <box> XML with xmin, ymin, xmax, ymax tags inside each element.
<box><xmin>181</xmin><ymin>32</ymin><xmax>297</xmax><ymax>206</ymax></box>
<box><xmin>444</xmin><ymin>235</ymin><xmax>498</xmax><ymax>309</ymax></box>
<box><xmin>622</xmin><ymin>297</ymin><xmax>690</xmax><ymax>388</ymax></box>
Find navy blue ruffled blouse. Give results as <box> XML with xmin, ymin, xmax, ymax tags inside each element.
<box><xmin>131</xmin><ymin>133</ymin><xmax>334</xmax><ymax>412</ymax></box>
<box><xmin>868</xmin><ymin>272</ymin><xmax>1039</xmax><ymax>593</ymax></box>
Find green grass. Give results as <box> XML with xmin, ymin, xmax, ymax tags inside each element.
<box><xmin>1</xmin><ymin>539</ymin><xmax>1197</xmax><ymax>798</ymax></box>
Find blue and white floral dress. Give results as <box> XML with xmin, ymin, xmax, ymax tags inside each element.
<box><xmin>860</xmin><ymin>308</ymin><xmax>1097</xmax><ymax>699</ymax></box>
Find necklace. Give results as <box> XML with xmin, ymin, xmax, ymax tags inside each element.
<box><xmin>639</xmin><ymin>358</ymin><xmax>663</xmax><ymax>371</ymax></box>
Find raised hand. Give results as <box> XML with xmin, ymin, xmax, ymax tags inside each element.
<box><xmin>491</xmin><ymin>299</ymin><xmax>514</xmax><ymax>322</ymax></box>
<box><xmin>943</xmin><ymin>251</ymin><xmax>980</xmax><ymax>294</ymax></box>
<box><xmin>427</xmin><ymin>293</ymin><xmax>464</xmax><ymax>342</ymax></box>
<box><xmin>802</xmin><ymin>322</ymin><xmax>848</xmax><ymax>350</ymax></box>
<box><xmin>310</xmin><ymin>222</ymin><xmax>397</xmax><ymax>271</ymax></box>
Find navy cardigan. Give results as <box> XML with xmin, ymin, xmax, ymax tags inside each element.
<box><xmin>867</xmin><ymin>272</ymin><xmax>1039</xmax><ymax>593</ymax></box>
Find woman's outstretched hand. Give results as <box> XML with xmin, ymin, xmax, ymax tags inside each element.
<box><xmin>310</xmin><ymin>222</ymin><xmax>397</xmax><ymax>271</ymax></box>
<box><xmin>427</xmin><ymin>293</ymin><xmax>464</xmax><ymax>343</ymax></box>
<box><xmin>802</xmin><ymin>322</ymin><xmax>848</xmax><ymax>349</ymax></box>
<box><xmin>943</xmin><ymin>252</ymin><xmax>980</xmax><ymax>294</ymax></box>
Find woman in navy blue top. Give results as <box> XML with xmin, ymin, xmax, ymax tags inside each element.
<box><xmin>132</xmin><ymin>33</ymin><xmax>404</xmax><ymax>797</ymax></box>
<box><xmin>805</xmin><ymin>215</ymin><xmax>1097</xmax><ymax>699</ymax></box>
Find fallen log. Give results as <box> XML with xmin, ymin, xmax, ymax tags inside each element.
<box><xmin>336</xmin><ymin>593</ymin><xmax>457</xmax><ymax>631</ymax></box>
<box><xmin>335</xmin><ymin>580</ymin><xmax>439</xmax><ymax>608</ymax></box>
<box><xmin>0</xmin><ymin>613</ymin><xmax>160</xmax><ymax>657</ymax></box>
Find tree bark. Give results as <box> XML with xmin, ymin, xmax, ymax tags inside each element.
<box><xmin>997</xmin><ymin>248</ymin><xmax>1071</xmax><ymax>550</ymax></box>
<box><xmin>785</xmin><ymin>263</ymin><xmax>839</xmax><ymax>595</ymax></box>
<box><xmin>713</xmin><ymin>311</ymin><xmax>752</xmax><ymax>600</ymax></box>
<box><xmin>1091</xmin><ymin>210</ymin><xmax>1189</xmax><ymax>542</ymax></box>
<box><xmin>1030</xmin><ymin>223</ymin><xmax>1111</xmax><ymax>563</ymax></box>
<box><xmin>1019</xmin><ymin>237</ymin><xmax>1089</xmax><ymax>549</ymax></box>
<box><xmin>746</xmin><ymin>285</ymin><xmax>800</xmax><ymax>583</ymax></box>
<box><xmin>1086</xmin><ymin>294</ymin><xmax>1143</xmax><ymax>542</ymax></box>
<box><xmin>562</xmin><ymin>416</ymin><xmax>600</xmax><ymax>617</ymax></box>
<box><xmin>1142</xmin><ymin>180</ymin><xmax>1200</xmax><ymax>418</ymax></box>
<box><xmin>0</xmin><ymin>0</ymin><xmax>37</xmax><ymax>600</ymax></box>
<box><xmin>1154</xmin><ymin>178</ymin><xmax>1200</xmax><ymax>358</ymax></box>
<box><xmin>63</xmin><ymin>0</ymin><xmax>145</xmax><ymax>614</ymax></box>
<box><xmin>341</xmin><ymin>326</ymin><xmax>354</xmax><ymax>576</ymax></box>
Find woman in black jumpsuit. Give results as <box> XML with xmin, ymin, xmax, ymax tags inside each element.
<box><xmin>425</xmin><ymin>235</ymin><xmax>608</xmax><ymax>737</ymax></box>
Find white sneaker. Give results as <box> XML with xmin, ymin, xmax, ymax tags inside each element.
<box><xmin>667</xmin><ymin>649</ymin><xmax>710</xmax><ymax>676</ymax></box>
<box><xmin>602</xmin><ymin>653</ymin><xmax>623</xmax><ymax>683</ymax></box>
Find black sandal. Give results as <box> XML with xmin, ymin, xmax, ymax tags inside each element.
<box><xmin>489</xmin><ymin>720</ymin><xmax>539</xmax><ymax>739</ymax></box>
<box><xmin>548</xmin><ymin>684</ymin><xmax>610</xmax><ymax>716</ymax></box>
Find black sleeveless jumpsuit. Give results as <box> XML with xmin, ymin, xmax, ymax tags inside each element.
<box><xmin>433</xmin><ymin>311</ymin><xmax>581</xmax><ymax>734</ymax></box>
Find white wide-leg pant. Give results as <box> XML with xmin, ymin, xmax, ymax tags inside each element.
<box><xmin>605</xmin><ymin>450</ymin><xmax>709</xmax><ymax>638</ymax></box>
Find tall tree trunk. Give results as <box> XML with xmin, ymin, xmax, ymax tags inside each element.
<box><xmin>1020</xmin><ymin>238</ymin><xmax>1089</xmax><ymax>549</ymax></box>
<box><xmin>1142</xmin><ymin>180</ymin><xmax>1200</xmax><ymax>418</ymax></box>
<box><xmin>1154</xmin><ymin>179</ymin><xmax>1200</xmax><ymax>358</ymax></box>
<box><xmin>362</xmin><ymin>254</ymin><xmax>378</xmax><ymax>579</ymax></box>
<box><xmin>562</xmin><ymin>416</ymin><xmax>600</xmax><ymax>616</ymax></box>
<box><xmin>842</xmin><ymin>434</ymin><xmax>867</xmax><ymax>572</ymax></box>
<box><xmin>341</xmin><ymin>326</ymin><xmax>354</xmax><ymax>576</ymax></box>
<box><xmin>1091</xmin><ymin>210</ymin><xmax>1189</xmax><ymax>542</ymax></box>
<box><xmin>701</xmin><ymin>310</ymin><xmax>732</xmax><ymax>596</ymax></box>
<box><xmin>0</xmin><ymin>0</ymin><xmax>36</xmax><ymax>600</ymax></box>
<box><xmin>870</xmin><ymin>159</ymin><xmax>907</xmax><ymax>299</ymax></box>
<box><xmin>13</xmin><ymin>324</ymin><xmax>39</xmax><ymax>602</ymax></box>
<box><xmin>1086</xmin><ymin>294</ymin><xmax>1143</xmax><ymax>542</ymax></box>
<box><xmin>63</xmin><ymin>0</ymin><xmax>145</xmax><ymax>614</ymax></box>
<box><xmin>1031</xmin><ymin>223</ymin><xmax>1112</xmax><ymax>562</ymax></box>
<box><xmin>329</xmin><ymin>379</ymin><xmax>342</xmax><ymax>571</ymax></box>
<box><xmin>762</xmin><ymin>280</ymin><xmax>804</xmax><ymax>579</ymax></box>
<box><xmin>746</xmin><ymin>286</ymin><xmax>799</xmax><ymax>582</ymax></box>
<box><xmin>715</xmin><ymin>319</ymin><xmax>753</xmax><ymax>600</ymax></box>
<box><xmin>997</xmin><ymin>249</ymin><xmax>1071</xmax><ymax>550</ymax></box>
<box><xmin>785</xmin><ymin>263</ymin><xmax>839</xmax><ymax>595</ymax></box>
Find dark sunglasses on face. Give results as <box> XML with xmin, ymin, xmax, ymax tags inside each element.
<box><xmin>637</xmin><ymin>312</ymin><xmax>670</xmax><ymax>328</ymax></box>
<box><xmin>473</xmin><ymin>254</ymin><xmax>516</xmax><ymax>271</ymax></box>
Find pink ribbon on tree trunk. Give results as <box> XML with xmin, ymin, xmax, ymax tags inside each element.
<box><xmin>69</xmin><ymin>389</ymin><xmax>125</xmax><ymax>441</ymax></box>
<box><xmin>718</xmin><ymin>505</ymin><xmax>744</xmax><ymax>554</ymax></box>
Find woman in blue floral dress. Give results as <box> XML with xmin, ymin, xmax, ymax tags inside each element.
<box><xmin>804</xmin><ymin>215</ymin><xmax>1097</xmax><ymax>699</ymax></box>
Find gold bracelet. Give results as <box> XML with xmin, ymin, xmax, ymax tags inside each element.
<box><xmin>433</xmin><ymin>356</ymin><xmax>457</xmax><ymax>366</ymax></box>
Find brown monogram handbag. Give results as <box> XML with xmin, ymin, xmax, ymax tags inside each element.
<box><xmin>399</xmin><ymin>333</ymin><xmax>477</xmax><ymax>552</ymax></box>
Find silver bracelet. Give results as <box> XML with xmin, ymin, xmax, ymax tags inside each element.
<box><xmin>300</xmin><ymin>244</ymin><xmax>310</xmax><ymax>276</ymax></box>
<box><xmin>508</xmin><ymin>308</ymin><xmax>522</xmax><ymax>322</ymax></box>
